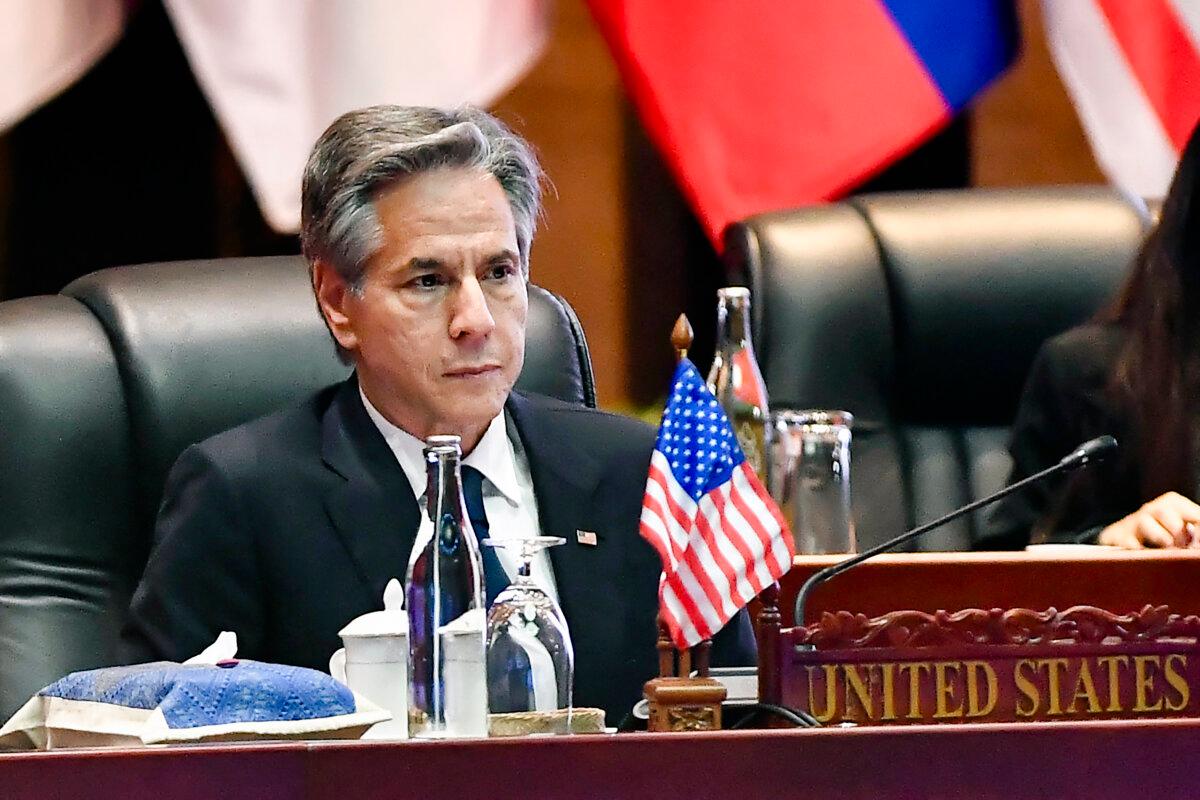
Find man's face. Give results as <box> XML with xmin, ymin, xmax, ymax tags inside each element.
<box><xmin>315</xmin><ymin>167</ymin><xmax>527</xmax><ymax>447</ymax></box>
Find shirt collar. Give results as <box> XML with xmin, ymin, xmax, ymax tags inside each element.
<box><xmin>358</xmin><ymin>385</ymin><xmax>521</xmax><ymax>505</ymax></box>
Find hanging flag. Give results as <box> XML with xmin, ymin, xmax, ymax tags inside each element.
<box><xmin>587</xmin><ymin>0</ymin><xmax>1018</xmax><ymax>247</ymax></box>
<box><xmin>0</xmin><ymin>1</ymin><xmax>549</xmax><ymax>234</ymax></box>
<box><xmin>1043</xmin><ymin>0</ymin><xmax>1200</xmax><ymax>199</ymax></box>
<box><xmin>160</xmin><ymin>0</ymin><xmax>550</xmax><ymax>232</ymax></box>
<box><xmin>639</xmin><ymin>358</ymin><xmax>793</xmax><ymax>649</ymax></box>
<box><xmin>0</xmin><ymin>0</ymin><xmax>126</xmax><ymax>130</ymax></box>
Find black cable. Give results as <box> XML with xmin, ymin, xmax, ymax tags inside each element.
<box><xmin>727</xmin><ymin>702</ymin><xmax>821</xmax><ymax>729</ymax></box>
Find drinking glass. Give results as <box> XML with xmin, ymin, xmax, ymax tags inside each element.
<box><xmin>768</xmin><ymin>410</ymin><xmax>857</xmax><ymax>554</ymax></box>
<box><xmin>482</xmin><ymin>536</ymin><xmax>574</xmax><ymax>733</ymax></box>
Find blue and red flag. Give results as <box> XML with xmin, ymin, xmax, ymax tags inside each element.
<box><xmin>587</xmin><ymin>0</ymin><xmax>1018</xmax><ymax>247</ymax></box>
<box><xmin>639</xmin><ymin>359</ymin><xmax>793</xmax><ymax>649</ymax></box>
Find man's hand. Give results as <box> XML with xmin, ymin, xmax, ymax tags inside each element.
<box><xmin>1098</xmin><ymin>492</ymin><xmax>1200</xmax><ymax>549</ymax></box>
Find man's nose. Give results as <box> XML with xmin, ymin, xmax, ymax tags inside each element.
<box><xmin>448</xmin><ymin>277</ymin><xmax>496</xmax><ymax>339</ymax></box>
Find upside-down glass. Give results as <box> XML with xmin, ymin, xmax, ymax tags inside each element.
<box><xmin>482</xmin><ymin>536</ymin><xmax>574</xmax><ymax>732</ymax></box>
<box><xmin>768</xmin><ymin>410</ymin><xmax>857</xmax><ymax>554</ymax></box>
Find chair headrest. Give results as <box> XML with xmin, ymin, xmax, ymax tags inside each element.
<box><xmin>64</xmin><ymin>255</ymin><xmax>595</xmax><ymax>525</ymax></box>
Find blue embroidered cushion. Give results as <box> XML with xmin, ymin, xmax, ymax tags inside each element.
<box><xmin>41</xmin><ymin>660</ymin><xmax>356</xmax><ymax>729</ymax></box>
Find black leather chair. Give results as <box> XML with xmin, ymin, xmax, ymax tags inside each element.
<box><xmin>0</xmin><ymin>255</ymin><xmax>596</xmax><ymax>720</ymax></box>
<box><xmin>724</xmin><ymin>187</ymin><xmax>1148</xmax><ymax>552</ymax></box>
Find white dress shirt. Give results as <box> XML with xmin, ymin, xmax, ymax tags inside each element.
<box><xmin>359</xmin><ymin>387</ymin><xmax>559</xmax><ymax>603</ymax></box>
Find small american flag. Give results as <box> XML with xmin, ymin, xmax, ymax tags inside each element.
<box><xmin>639</xmin><ymin>358</ymin><xmax>794</xmax><ymax>649</ymax></box>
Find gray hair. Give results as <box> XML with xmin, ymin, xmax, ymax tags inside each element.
<box><xmin>300</xmin><ymin>105</ymin><xmax>544</xmax><ymax>289</ymax></box>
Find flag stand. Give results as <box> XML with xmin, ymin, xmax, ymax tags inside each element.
<box><xmin>642</xmin><ymin>315</ymin><xmax>728</xmax><ymax>733</ymax></box>
<box><xmin>643</xmin><ymin>616</ymin><xmax>726</xmax><ymax>732</ymax></box>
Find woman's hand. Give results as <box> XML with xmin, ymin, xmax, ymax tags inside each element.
<box><xmin>1098</xmin><ymin>492</ymin><xmax>1200</xmax><ymax>548</ymax></box>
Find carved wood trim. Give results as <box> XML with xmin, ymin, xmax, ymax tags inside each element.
<box><xmin>787</xmin><ymin>605</ymin><xmax>1200</xmax><ymax>650</ymax></box>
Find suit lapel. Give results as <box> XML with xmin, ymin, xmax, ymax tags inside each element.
<box><xmin>321</xmin><ymin>378</ymin><xmax>421</xmax><ymax>605</ymax></box>
<box><xmin>319</xmin><ymin>386</ymin><xmax>629</xmax><ymax>649</ymax></box>
<box><xmin>506</xmin><ymin>393</ymin><xmax>626</xmax><ymax>653</ymax></box>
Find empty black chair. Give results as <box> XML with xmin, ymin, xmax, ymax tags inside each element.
<box><xmin>724</xmin><ymin>187</ymin><xmax>1146</xmax><ymax>551</ymax></box>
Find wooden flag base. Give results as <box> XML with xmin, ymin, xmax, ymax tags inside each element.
<box><xmin>644</xmin><ymin>676</ymin><xmax>727</xmax><ymax>732</ymax></box>
<box><xmin>644</xmin><ymin>617</ymin><xmax>727</xmax><ymax>732</ymax></box>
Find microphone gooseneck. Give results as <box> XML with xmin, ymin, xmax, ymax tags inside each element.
<box><xmin>791</xmin><ymin>435</ymin><xmax>1118</xmax><ymax>639</ymax></box>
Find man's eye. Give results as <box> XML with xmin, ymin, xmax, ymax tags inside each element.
<box><xmin>411</xmin><ymin>274</ymin><xmax>442</xmax><ymax>288</ymax></box>
<box><xmin>485</xmin><ymin>264</ymin><xmax>516</xmax><ymax>280</ymax></box>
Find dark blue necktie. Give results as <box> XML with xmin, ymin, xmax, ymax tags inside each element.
<box><xmin>461</xmin><ymin>465</ymin><xmax>510</xmax><ymax>606</ymax></box>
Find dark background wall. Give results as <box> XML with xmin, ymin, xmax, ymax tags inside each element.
<box><xmin>0</xmin><ymin>0</ymin><xmax>1103</xmax><ymax>408</ymax></box>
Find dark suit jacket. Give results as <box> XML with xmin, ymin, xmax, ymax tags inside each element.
<box><xmin>981</xmin><ymin>324</ymin><xmax>1140</xmax><ymax>549</ymax></box>
<box><xmin>122</xmin><ymin>378</ymin><xmax>756</xmax><ymax>723</ymax></box>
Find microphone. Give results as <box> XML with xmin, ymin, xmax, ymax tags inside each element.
<box><xmin>1062</xmin><ymin>435</ymin><xmax>1118</xmax><ymax>468</ymax></box>
<box><xmin>792</xmin><ymin>435</ymin><xmax>1118</xmax><ymax>636</ymax></box>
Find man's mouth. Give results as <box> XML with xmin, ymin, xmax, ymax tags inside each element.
<box><xmin>444</xmin><ymin>365</ymin><xmax>502</xmax><ymax>378</ymax></box>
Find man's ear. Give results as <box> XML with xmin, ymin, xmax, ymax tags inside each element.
<box><xmin>312</xmin><ymin>259</ymin><xmax>358</xmax><ymax>352</ymax></box>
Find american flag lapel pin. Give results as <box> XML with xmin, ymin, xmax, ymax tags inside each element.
<box><xmin>576</xmin><ymin>530</ymin><xmax>598</xmax><ymax>547</ymax></box>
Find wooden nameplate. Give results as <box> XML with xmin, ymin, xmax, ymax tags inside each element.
<box><xmin>758</xmin><ymin>588</ymin><xmax>1200</xmax><ymax>726</ymax></box>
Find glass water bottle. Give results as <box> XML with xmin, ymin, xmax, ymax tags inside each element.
<box><xmin>706</xmin><ymin>286</ymin><xmax>770</xmax><ymax>482</ymax></box>
<box><xmin>406</xmin><ymin>435</ymin><xmax>487</xmax><ymax>738</ymax></box>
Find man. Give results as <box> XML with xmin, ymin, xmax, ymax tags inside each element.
<box><xmin>122</xmin><ymin>105</ymin><xmax>755</xmax><ymax>724</ymax></box>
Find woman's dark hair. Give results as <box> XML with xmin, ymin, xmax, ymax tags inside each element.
<box><xmin>1097</xmin><ymin>122</ymin><xmax>1200</xmax><ymax>498</ymax></box>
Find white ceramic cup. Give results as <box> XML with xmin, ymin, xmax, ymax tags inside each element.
<box><xmin>329</xmin><ymin>639</ymin><xmax>409</xmax><ymax>740</ymax></box>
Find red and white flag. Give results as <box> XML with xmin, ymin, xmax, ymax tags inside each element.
<box><xmin>639</xmin><ymin>358</ymin><xmax>793</xmax><ymax>649</ymax></box>
<box><xmin>1043</xmin><ymin>0</ymin><xmax>1200</xmax><ymax>199</ymax></box>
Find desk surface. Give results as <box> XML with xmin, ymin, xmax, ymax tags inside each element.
<box><xmin>10</xmin><ymin>552</ymin><xmax>1200</xmax><ymax>798</ymax></box>
<box><xmin>3</xmin><ymin>719</ymin><xmax>1200</xmax><ymax>800</ymax></box>
<box><xmin>783</xmin><ymin>549</ymin><xmax>1200</xmax><ymax>626</ymax></box>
